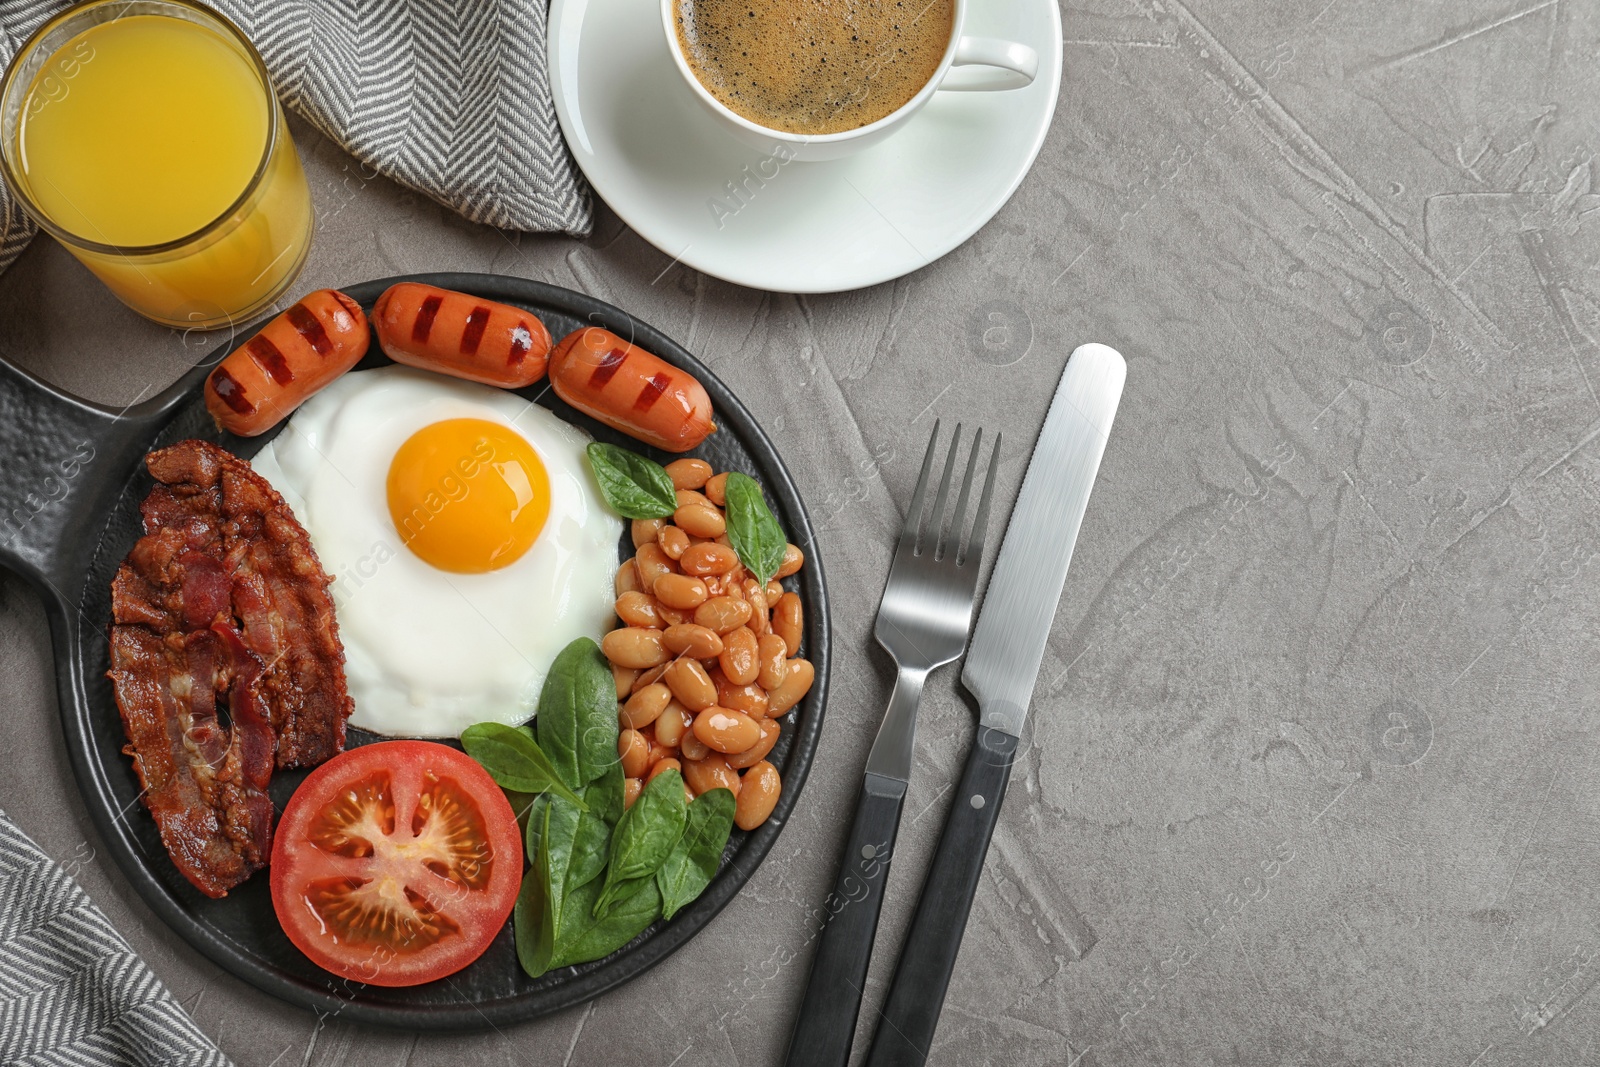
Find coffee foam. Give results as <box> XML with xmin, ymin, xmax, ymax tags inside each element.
<box><xmin>676</xmin><ymin>0</ymin><xmax>955</xmax><ymax>135</ymax></box>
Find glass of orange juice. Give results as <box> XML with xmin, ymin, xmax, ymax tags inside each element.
<box><xmin>0</xmin><ymin>0</ymin><xmax>313</xmax><ymax>330</ymax></box>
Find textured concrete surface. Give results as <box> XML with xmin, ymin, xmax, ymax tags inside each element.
<box><xmin>3</xmin><ymin>0</ymin><xmax>1600</xmax><ymax>1062</ymax></box>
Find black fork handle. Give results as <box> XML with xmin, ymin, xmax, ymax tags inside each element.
<box><xmin>783</xmin><ymin>772</ymin><xmax>907</xmax><ymax>1067</ymax></box>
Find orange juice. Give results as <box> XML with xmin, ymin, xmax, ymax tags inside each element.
<box><xmin>2</xmin><ymin>3</ymin><xmax>312</xmax><ymax>328</ymax></box>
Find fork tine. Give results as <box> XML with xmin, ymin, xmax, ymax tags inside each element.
<box><xmin>942</xmin><ymin>427</ymin><xmax>982</xmax><ymax>562</ymax></box>
<box><xmin>926</xmin><ymin>424</ymin><xmax>962</xmax><ymax>556</ymax></box>
<box><xmin>960</xmin><ymin>432</ymin><xmax>1003</xmax><ymax>567</ymax></box>
<box><xmin>902</xmin><ymin>420</ymin><xmax>940</xmax><ymax>541</ymax></box>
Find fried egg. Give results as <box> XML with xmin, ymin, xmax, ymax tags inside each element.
<box><xmin>251</xmin><ymin>366</ymin><xmax>621</xmax><ymax>738</ymax></box>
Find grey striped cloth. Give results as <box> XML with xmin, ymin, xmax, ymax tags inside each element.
<box><xmin>0</xmin><ymin>809</ymin><xmax>231</xmax><ymax>1066</ymax></box>
<box><xmin>0</xmin><ymin>0</ymin><xmax>593</xmax><ymax>274</ymax></box>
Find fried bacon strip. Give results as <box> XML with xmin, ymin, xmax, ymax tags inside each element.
<box><xmin>108</xmin><ymin>440</ymin><xmax>352</xmax><ymax>898</ymax></box>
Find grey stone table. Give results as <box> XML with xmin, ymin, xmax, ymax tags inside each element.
<box><xmin>2</xmin><ymin>1</ymin><xmax>1598</xmax><ymax>1063</ymax></box>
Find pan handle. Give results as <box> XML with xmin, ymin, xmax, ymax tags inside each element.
<box><xmin>0</xmin><ymin>359</ymin><xmax>161</xmax><ymax>596</ymax></box>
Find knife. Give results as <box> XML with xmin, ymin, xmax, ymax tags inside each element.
<box><xmin>862</xmin><ymin>343</ymin><xmax>1126</xmax><ymax>1067</ymax></box>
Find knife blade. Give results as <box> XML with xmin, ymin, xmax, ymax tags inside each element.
<box><xmin>962</xmin><ymin>341</ymin><xmax>1125</xmax><ymax>734</ymax></box>
<box><xmin>862</xmin><ymin>343</ymin><xmax>1126</xmax><ymax>1067</ymax></box>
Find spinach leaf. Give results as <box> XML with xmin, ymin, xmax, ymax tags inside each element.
<box><xmin>523</xmin><ymin>793</ymin><xmax>550</xmax><ymax>861</ymax></box>
<box><xmin>576</xmin><ymin>689</ymin><xmax>620</xmax><ymax>793</ymax></box>
<box><xmin>723</xmin><ymin>472</ymin><xmax>787</xmax><ymax>586</ymax></box>
<box><xmin>585</xmin><ymin>759</ymin><xmax>626</xmax><ymax>828</ymax></box>
<box><xmin>594</xmin><ymin>768</ymin><xmax>688</xmax><ymax>918</ymax></box>
<box><xmin>517</xmin><ymin>790</ymin><xmax>617</xmax><ymax>979</ymax></box>
<box><xmin>550</xmin><ymin>876</ymin><xmax>663</xmax><ymax>969</ymax></box>
<box><xmin>460</xmin><ymin>722</ymin><xmax>587</xmax><ymax>809</ymax></box>
<box><xmin>586</xmin><ymin>442</ymin><xmax>677</xmax><ymax>520</ymax></box>
<box><xmin>518</xmin><ymin>809</ymin><xmax>563</xmax><ymax>985</ymax></box>
<box><xmin>535</xmin><ymin>638</ymin><xmax>617</xmax><ymax>791</ymax></box>
<box><xmin>567</xmin><ymin>811</ymin><xmax>611</xmax><ymax>896</ymax></box>
<box><xmin>656</xmin><ymin>787</ymin><xmax>736</xmax><ymax>920</ymax></box>
<box><xmin>513</xmin><ymin>842</ymin><xmax>554</xmax><ymax>979</ymax></box>
<box><xmin>541</xmin><ymin>796</ymin><xmax>584</xmax><ymax>933</ymax></box>
<box><xmin>541</xmin><ymin>793</ymin><xmax>614</xmax><ymax>946</ymax></box>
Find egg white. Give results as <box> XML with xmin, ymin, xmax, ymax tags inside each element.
<box><xmin>251</xmin><ymin>366</ymin><xmax>621</xmax><ymax>738</ymax></box>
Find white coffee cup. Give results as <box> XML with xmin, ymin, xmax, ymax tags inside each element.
<box><xmin>661</xmin><ymin>0</ymin><xmax>1039</xmax><ymax>162</ymax></box>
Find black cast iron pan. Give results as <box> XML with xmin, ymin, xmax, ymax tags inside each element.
<box><xmin>0</xmin><ymin>272</ymin><xmax>829</xmax><ymax>1031</ymax></box>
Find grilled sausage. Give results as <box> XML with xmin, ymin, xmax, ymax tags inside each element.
<box><xmin>372</xmin><ymin>282</ymin><xmax>553</xmax><ymax>388</ymax></box>
<box><xmin>205</xmin><ymin>290</ymin><xmax>369</xmax><ymax>437</ymax></box>
<box><xmin>548</xmin><ymin>327</ymin><xmax>715</xmax><ymax>452</ymax></box>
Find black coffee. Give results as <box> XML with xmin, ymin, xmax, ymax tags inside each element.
<box><xmin>675</xmin><ymin>0</ymin><xmax>956</xmax><ymax>135</ymax></box>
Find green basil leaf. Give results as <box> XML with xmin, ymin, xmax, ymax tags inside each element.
<box><xmin>550</xmin><ymin>877</ymin><xmax>663</xmax><ymax>968</ymax></box>
<box><xmin>459</xmin><ymin>722</ymin><xmax>587</xmax><ymax>810</ymax></box>
<box><xmin>535</xmin><ymin>638</ymin><xmax>618</xmax><ymax>791</ymax></box>
<box><xmin>513</xmin><ymin>843</ymin><xmax>554</xmax><ymax>979</ymax></box>
<box><xmin>657</xmin><ymin>787</ymin><xmax>736</xmax><ymax>921</ymax></box>
<box><xmin>723</xmin><ymin>472</ymin><xmax>787</xmax><ymax>586</ymax></box>
<box><xmin>594</xmin><ymin>768</ymin><xmax>688</xmax><ymax>919</ymax></box>
<box><xmin>586</xmin><ymin>442</ymin><xmax>678</xmax><ymax>519</ymax></box>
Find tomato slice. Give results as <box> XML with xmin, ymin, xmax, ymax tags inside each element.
<box><xmin>270</xmin><ymin>741</ymin><xmax>521</xmax><ymax>987</ymax></box>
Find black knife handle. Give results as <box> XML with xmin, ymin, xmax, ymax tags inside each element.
<box><xmin>863</xmin><ymin>727</ymin><xmax>1019</xmax><ymax>1067</ymax></box>
<box><xmin>783</xmin><ymin>772</ymin><xmax>908</xmax><ymax>1067</ymax></box>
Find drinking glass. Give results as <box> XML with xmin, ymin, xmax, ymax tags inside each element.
<box><xmin>0</xmin><ymin>0</ymin><xmax>314</xmax><ymax>329</ymax></box>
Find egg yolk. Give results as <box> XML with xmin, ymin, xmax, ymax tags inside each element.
<box><xmin>386</xmin><ymin>419</ymin><xmax>550</xmax><ymax>574</ymax></box>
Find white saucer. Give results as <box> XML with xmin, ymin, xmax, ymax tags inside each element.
<box><xmin>547</xmin><ymin>0</ymin><xmax>1063</xmax><ymax>293</ymax></box>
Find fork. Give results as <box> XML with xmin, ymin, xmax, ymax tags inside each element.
<box><xmin>783</xmin><ymin>421</ymin><xmax>1001</xmax><ymax>1067</ymax></box>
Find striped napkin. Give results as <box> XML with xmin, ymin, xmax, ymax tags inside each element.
<box><xmin>0</xmin><ymin>809</ymin><xmax>231</xmax><ymax>1066</ymax></box>
<box><xmin>0</xmin><ymin>0</ymin><xmax>593</xmax><ymax>274</ymax></box>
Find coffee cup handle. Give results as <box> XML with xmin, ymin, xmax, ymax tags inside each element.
<box><xmin>937</xmin><ymin>37</ymin><xmax>1038</xmax><ymax>92</ymax></box>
